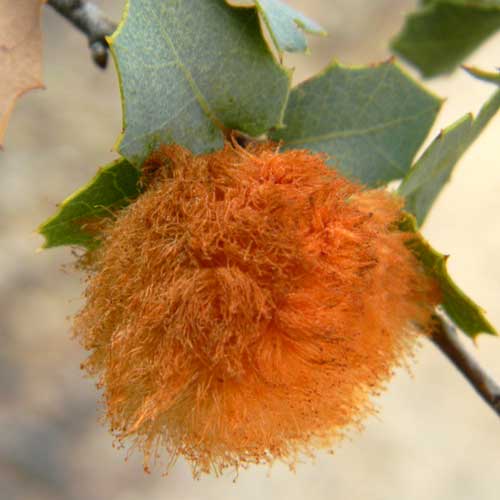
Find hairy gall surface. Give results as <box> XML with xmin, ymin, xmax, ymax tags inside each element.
<box><xmin>74</xmin><ymin>143</ymin><xmax>439</xmax><ymax>476</ymax></box>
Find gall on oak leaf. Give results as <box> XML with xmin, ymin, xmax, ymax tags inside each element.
<box><xmin>74</xmin><ymin>142</ymin><xmax>440</xmax><ymax>476</ymax></box>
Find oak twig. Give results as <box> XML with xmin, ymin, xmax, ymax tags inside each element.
<box><xmin>431</xmin><ymin>315</ymin><xmax>500</xmax><ymax>417</ymax></box>
<box><xmin>47</xmin><ymin>0</ymin><xmax>117</xmax><ymax>68</ymax></box>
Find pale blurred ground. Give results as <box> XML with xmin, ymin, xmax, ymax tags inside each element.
<box><xmin>1</xmin><ymin>1</ymin><xmax>500</xmax><ymax>499</ymax></box>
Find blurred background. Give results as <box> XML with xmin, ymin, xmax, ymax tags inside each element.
<box><xmin>1</xmin><ymin>1</ymin><xmax>500</xmax><ymax>499</ymax></box>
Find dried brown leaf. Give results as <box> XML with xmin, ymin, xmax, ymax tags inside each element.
<box><xmin>0</xmin><ymin>0</ymin><xmax>45</xmax><ymax>148</ymax></box>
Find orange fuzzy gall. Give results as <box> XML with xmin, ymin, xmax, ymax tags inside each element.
<box><xmin>74</xmin><ymin>142</ymin><xmax>439</xmax><ymax>476</ymax></box>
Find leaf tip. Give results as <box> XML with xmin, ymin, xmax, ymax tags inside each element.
<box><xmin>35</xmin><ymin>237</ymin><xmax>50</xmax><ymax>253</ymax></box>
<box><xmin>35</xmin><ymin>224</ymin><xmax>51</xmax><ymax>251</ymax></box>
<box><xmin>463</xmin><ymin>65</ymin><xmax>500</xmax><ymax>85</ymax></box>
<box><xmin>36</xmin><ymin>219</ymin><xmax>52</xmax><ymax>249</ymax></box>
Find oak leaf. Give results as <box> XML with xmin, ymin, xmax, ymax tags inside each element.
<box><xmin>0</xmin><ymin>0</ymin><xmax>45</xmax><ymax>147</ymax></box>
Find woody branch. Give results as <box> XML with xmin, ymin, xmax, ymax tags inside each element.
<box><xmin>47</xmin><ymin>0</ymin><xmax>117</xmax><ymax>68</ymax></box>
<box><xmin>431</xmin><ymin>315</ymin><xmax>500</xmax><ymax>417</ymax></box>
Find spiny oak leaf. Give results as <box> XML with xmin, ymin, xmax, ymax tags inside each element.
<box><xmin>270</xmin><ymin>60</ymin><xmax>442</xmax><ymax>186</ymax></box>
<box><xmin>39</xmin><ymin>158</ymin><xmax>140</xmax><ymax>249</ymax></box>
<box><xmin>401</xmin><ymin>214</ymin><xmax>497</xmax><ymax>338</ymax></box>
<box><xmin>226</xmin><ymin>0</ymin><xmax>326</xmax><ymax>54</ymax></box>
<box><xmin>0</xmin><ymin>0</ymin><xmax>44</xmax><ymax>148</ymax></box>
<box><xmin>109</xmin><ymin>0</ymin><xmax>291</xmax><ymax>166</ymax></box>
<box><xmin>392</xmin><ymin>0</ymin><xmax>500</xmax><ymax>78</ymax></box>
<box><xmin>399</xmin><ymin>87</ymin><xmax>500</xmax><ymax>226</ymax></box>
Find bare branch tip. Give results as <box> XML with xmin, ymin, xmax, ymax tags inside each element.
<box><xmin>47</xmin><ymin>0</ymin><xmax>117</xmax><ymax>69</ymax></box>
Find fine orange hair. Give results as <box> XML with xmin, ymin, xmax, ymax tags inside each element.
<box><xmin>74</xmin><ymin>142</ymin><xmax>439</xmax><ymax>476</ymax></box>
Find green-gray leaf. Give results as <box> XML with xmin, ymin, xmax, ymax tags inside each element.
<box><xmin>399</xmin><ymin>88</ymin><xmax>500</xmax><ymax>225</ymax></box>
<box><xmin>401</xmin><ymin>214</ymin><xmax>497</xmax><ymax>338</ymax></box>
<box><xmin>391</xmin><ymin>1</ymin><xmax>500</xmax><ymax>78</ymax></box>
<box><xmin>226</xmin><ymin>0</ymin><xmax>326</xmax><ymax>53</ymax></box>
<box><xmin>270</xmin><ymin>60</ymin><xmax>442</xmax><ymax>186</ymax></box>
<box><xmin>110</xmin><ymin>0</ymin><xmax>291</xmax><ymax>166</ymax></box>
<box><xmin>38</xmin><ymin>158</ymin><xmax>140</xmax><ymax>249</ymax></box>
<box><xmin>399</xmin><ymin>115</ymin><xmax>472</xmax><ymax>225</ymax></box>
